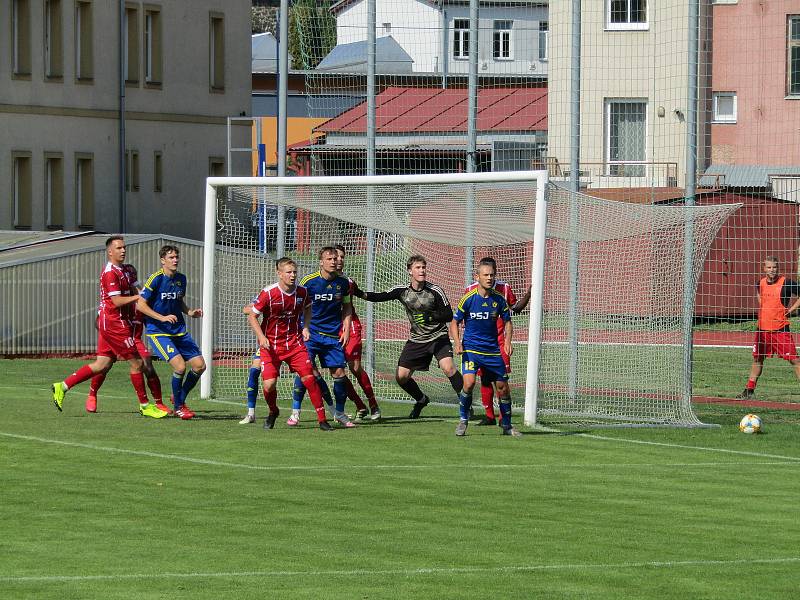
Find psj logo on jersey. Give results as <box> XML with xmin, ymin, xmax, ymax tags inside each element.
<box><xmin>315</xmin><ymin>293</ymin><xmax>341</xmax><ymax>301</ymax></box>
<box><xmin>161</xmin><ymin>292</ymin><xmax>182</xmax><ymax>300</ymax></box>
<box><xmin>470</xmin><ymin>311</ymin><xmax>497</xmax><ymax>320</ymax></box>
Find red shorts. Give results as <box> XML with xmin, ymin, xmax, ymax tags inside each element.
<box><xmin>132</xmin><ymin>322</ymin><xmax>151</xmax><ymax>359</ymax></box>
<box><xmin>344</xmin><ymin>324</ymin><xmax>363</xmax><ymax>361</ymax></box>
<box><xmin>477</xmin><ymin>346</ymin><xmax>511</xmax><ymax>378</ymax></box>
<box><xmin>753</xmin><ymin>330</ymin><xmax>798</xmax><ymax>361</ymax></box>
<box><xmin>97</xmin><ymin>326</ymin><xmax>139</xmax><ymax>360</ymax></box>
<box><xmin>260</xmin><ymin>344</ymin><xmax>314</xmax><ymax>380</ymax></box>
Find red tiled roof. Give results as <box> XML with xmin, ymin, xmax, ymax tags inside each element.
<box><xmin>317</xmin><ymin>86</ymin><xmax>547</xmax><ymax>134</ymax></box>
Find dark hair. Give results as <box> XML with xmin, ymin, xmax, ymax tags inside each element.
<box><xmin>276</xmin><ymin>257</ymin><xmax>297</xmax><ymax>270</ymax></box>
<box><xmin>765</xmin><ymin>255</ymin><xmax>779</xmax><ymax>265</ymax></box>
<box><xmin>478</xmin><ymin>256</ymin><xmax>497</xmax><ymax>269</ymax></box>
<box><xmin>406</xmin><ymin>254</ymin><xmax>426</xmax><ymax>270</ymax></box>
<box><xmin>333</xmin><ymin>244</ymin><xmax>346</xmax><ymax>255</ymax></box>
<box><xmin>105</xmin><ymin>235</ymin><xmax>124</xmax><ymax>248</ymax></box>
<box><xmin>318</xmin><ymin>246</ymin><xmax>337</xmax><ymax>259</ymax></box>
<box><xmin>160</xmin><ymin>244</ymin><xmax>180</xmax><ymax>259</ymax></box>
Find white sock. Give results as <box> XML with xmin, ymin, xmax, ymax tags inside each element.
<box><xmin>247</xmin><ymin>408</ymin><xmax>255</xmax><ymax>417</ymax></box>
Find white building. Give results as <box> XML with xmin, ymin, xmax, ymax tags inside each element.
<box><xmin>1</xmin><ymin>0</ymin><xmax>251</xmax><ymax>239</ymax></box>
<box><xmin>324</xmin><ymin>0</ymin><xmax>548</xmax><ymax>76</ymax></box>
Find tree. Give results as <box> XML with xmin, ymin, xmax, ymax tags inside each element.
<box><xmin>289</xmin><ymin>0</ymin><xmax>337</xmax><ymax>70</ymax></box>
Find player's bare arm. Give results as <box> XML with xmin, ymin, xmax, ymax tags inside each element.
<box><xmin>109</xmin><ymin>294</ymin><xmax>140</xmax><ymax>308</ymax></box>
<box><xmin>302</xmin><ymin>304</ymin><xmax>312</xmax><ymax>341</ymax></box>
<box><xmin>247</xmin><ymin>311</ymin><xmax>269</xmax><ymax>349</ymax></box>
<box><xmin>243</xmin><ymin>304</ymin><xmax>253</xmax><ymax>315</ymax></box>
<box><xmin>512</xmin><ymin>285</ymin><xmax>532</xmax><ymax>314</ymax></box>
<box><xmin>504</xmin><ymin>320</ymin><xmax>513</xmax><ymax>357</ymax></box>
<box><xmin>448</xmin><ymin>319</ymin><xmax>463</xmax><ymax>355</ymax></box>
<box><xmin>181</xmin><ymin>300</ymin><xmax>203</xmax><ymax>318</ymax></box>
<box><xmin>136</xmin><ymin>297</ymin><xmax>178</xmax><ymax>323</ymax></box>
<box><xmin>340</xmin><ymin>301</ymin><xmax>353</xmax><ymax>347</ymax></box>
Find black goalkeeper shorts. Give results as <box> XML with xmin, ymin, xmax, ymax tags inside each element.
<box><xmin>397</xmin><ymin>336</ymin><xmax>454</xmax><ymax>371</ymax></box>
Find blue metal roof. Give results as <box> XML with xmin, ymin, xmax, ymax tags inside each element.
<box><xmin>252</xmin><ymin>33</ymin><xmax>293</xmax><ymax>73</ymax></box>
<box><xmin>316</xmin><ymin>36</ymin><xmax>413</xmax><ymax>73</ymax></box>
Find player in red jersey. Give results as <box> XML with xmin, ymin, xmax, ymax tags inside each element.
<box><xmin>737</xmin><ymin>256</ymin><xmax>800</xmax><ymax>398</ymax></box>
<box><xmin>245</xmin><ymin>257</ymin><xmax>333</xmax><ymax>430</ymax></box>
<box><xmin>84</xmin><ymin>262</ymin><xmax>170</xmax><ymax>415</ymax></box>
<box><xmin>51</xmin><ymin>236</ymin><xmax>170</xmax><ymax>418</ymax></box>
<box><xmin>464</xmin><ymin>257</ymin><xmax>531</xmax><ymax>425</ymax></box>
<box><xmin>334</xmin><ymin>245</ymin><xmax>382</xmax><ymax>421</ymax></box>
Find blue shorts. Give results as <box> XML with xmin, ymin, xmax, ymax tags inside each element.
<box><xmin>461</xmin><ymin>351</ymin><xmax>508</xmax><ymax>382</ymax></box>
<box><xmin>305</xmin><ymin>330</ymin><xmax>346</xmax><ymax>369</ymax></box>
<box><xmin>147</xmin><ymin>333</ymin><xmax>201</xmax><ymax>362</ymax></box>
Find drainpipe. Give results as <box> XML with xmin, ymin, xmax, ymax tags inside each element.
<box><xmin>118</xmin><ymin>0</ymin><xmax>127</xmax><ymax>232</ymax></box>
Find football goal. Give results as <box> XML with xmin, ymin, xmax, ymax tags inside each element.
<box><xmin>201</xmin><ymin>171</ymin><xmax>737</xmax><ymax>428</ymax></box>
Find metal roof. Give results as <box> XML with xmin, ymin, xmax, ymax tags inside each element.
<box><xmin>317</xmin><ymin>86</ymin><xmax>547</xmax><ymax>134</ymax></box>
<box><xmin>0</xmin><ymin>232</ymin><xmax>202</xmax><ymax>268</ymax></box>
<box><xmin>317</xmin><ymin>36</ymin><xmax>414</xmax><ymax>73</ymax></box>
<box><xmin>700</xmin><ymin>164</ymin><xmax>800</xmax><ymax>188</ymax></box>
<box><xmin>251</xmin><ymin>33</ymin><xmax>293</xmax><ymax>73</ymax></box>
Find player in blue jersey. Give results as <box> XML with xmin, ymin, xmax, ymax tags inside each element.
<box><xmin>136</xmin><ymin>245</ymin><xmax>205</xmax><ymax>420</ymax></box>
<box><xmin>293</xmin><ymin>246</ymin><xmax>356</xmax><ymax>428</ymax></box>
<box><xmin>449</xmin><ymin>258</ymin><xmax>521</xmax><ymax>437</ymax></box>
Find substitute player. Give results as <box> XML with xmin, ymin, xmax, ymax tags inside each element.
<box><xmin>85</xmin><ymin>262</ymin><xmax>169</xmax><ymax>415</ymax></box>
<box><xmin>136</xmin><ymin>245</ymin><xmax>205</xmax><ymax>420</ymax></box>
<box><xmin>463</xmin><ymin>257</ymin><xmax>531</xmax><ymax>425</ymax></box>
<box><xmin>449</xmin><ymin>260</ymin><xmax>521</xmax><ymax>437</ymax></box>
<box><xmin>292</xmin><ymin>247</ymin><xmax>356</xmax><ymax>428</ymax></box>
<box><xmin>51</xmin><ymin>236</ymin><xmax>168</xmax><ymax>418</ymax></box>
<box><xmin>354</xmin><ymin>254</ymin><xmax>462</xmax><ymax>418</ymax></box>
<box><xmin>246</xmin><ymin>257</ymin><xmax>333</xmax><ymax>430</ymax></box>
<box><xmin>737</xmin><ymin>256</ymin><xmax>800</xmax><ymax>398</ymax></box>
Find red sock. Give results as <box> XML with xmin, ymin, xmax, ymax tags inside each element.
<box><xmin>64</xmin><ymin>365</ymin><xmax>95</xmax><ymax>390</ymax></box>
<box><xmin>89</xmin><ymin>372</ymin><xmax>106</xmax><ymax>396</ymax></box>
<box><xmin>265</xmin><ymin>387</ymin><xmax>279</xmax><ymax>414</ymax></box>
<box><xmin>345</xmin><ymin>378</ymin><xmax>367</xmax><ymax>411</ymax></box>
<box><xmin>355</xmin><ymin>370</ymin><xmax>377</xmax><ymax>409</ymax></box>
<box><xmin>304</xmin><ymin>377</ymin><xmax>328</xmax><ymax>423</ymax></box>
<box><xmin>480</xmin><ymin>382</ymin><xmax>495</xmax><ymax>419</ymax></box>
<box><xmin>130</xmin><ymin>372</ymin><xmax>149</xmax><ymax>405</ymax></box>
<box><xmin>147</xmin><ymin>375</ymin><xmax>162</xmax><ymax>402</ymax></box>
<box><xmin>746</xmin><ymin>380</ymin><xmax>756</xmax><ymax>390</ymax></box>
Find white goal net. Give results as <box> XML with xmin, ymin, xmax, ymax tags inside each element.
<box><xmin>202</xmin><ymin>172</ymin><xmax>738</xmax><ymax>428</ymax></box>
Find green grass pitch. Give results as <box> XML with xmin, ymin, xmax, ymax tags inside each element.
<box><xmin>1</xmin><ymin>357</ymin><xmax>799</xmax><ymax>599</ymax></box>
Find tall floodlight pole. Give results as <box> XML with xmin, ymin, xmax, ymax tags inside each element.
<box><xmin>276</xmin><ymin>0</ymin><xmax>289</xmax><ymax>257</ymax></box>
<box><xmin>365</xmin><ymin>0</ymin><xmax>378</xmax><ymax>377</ymax></box>
<box><xmin>465</xmin><ymin>0</ymin><xmax>479</xmax><ymax>286</ymax></box>
<box><xmin>567</xmin><ymin>0</ymin><xmax>582</xmax><ymax>401</ymax></box>
<box><xmin>683</xmin><ymin>0</ymin><xmax>700</xmax><ymax>407</ymax></box>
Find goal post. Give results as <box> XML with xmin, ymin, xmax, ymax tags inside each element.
<box><xmin>201</xmin><ymin>171</ymin><xmax>738</xmax><ymax>429</ymax></box>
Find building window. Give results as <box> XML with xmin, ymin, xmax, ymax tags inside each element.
<box><xmin>712</xmin><ymin>92</ymin><xmax>737</xmax><ymax>122</ymax></box>
<box><xmin>382</xmin><ymin>22</ymin><xmax>391</xmax><ymax>34</ymax></box>
<box><xmin>44</xmin><ymin>0</ymin><xmax>63</xmax><ymax>78</ymax></box>
<box><xmin>153</xmin><ymin>151</ymin><xmax>162</xmax><ymax>192</ymax></box>
<box><xmin>209</xmin><ymin>13</ymin><xmax>225</xmax><ymax>90</ymax></box>
<box><xmin>493</xmin><ymin>20</ymin><xmax>512</xmax><ymax>60</ymax></box>
<box><xmin>124</xmin><ymin>4</ymin><xmax>139</xmax><ymax>84</ymax></box>
<box><xmin>606</xmin><ymin>99</ymin><xmax>647</xmax><ymax>177</ymax></box>
<box><xmin>539</xmin><ymin>21</ymin><xmax>548</xmax><ymax>61</ymax></box>
<box><xmin>144</xmin><ymin>6</ymin><xmax>162</xmax><ymax>84</ymax></box>
<box><xmin>209</xmin><ymin>157</ymin><xmax>225</xmax><ymax>177</ymax></box>
<box><xmin>45</xmin><ymin>153</ymin><xmax>64</xmax><ymax>228</ymax></box>
<box><xmin>76</xmin><ymin>154</ymin><xmax>94</xmax><ymax>228</ymax></box>
<box><xmin>789</xmin><ymin>16</ymin><xmax>800</xmax><ymax>96</ymax></box>
<box><xmin>12</xmin><ymin>0</ymin><xmax>31</xmax><ymax>76</ymax></box>
<box><xmin>607</xmin><ymin>0</ymin><xmax>647</xmax><ymax>31</ymax></box>
<box><xmin>75</xmin><ymin>1</ymin><xmax>93</xmax><ymax>81</ymax></box>
<box><xmin>453</xmin><ymin>18</ymin><xmax>469</xmax><ymax>59</ymax></box>
<box><xmin>12</xmin><ymin>152</ymin><xmax>32</xmax><ymax>229</ymax></box>
<box><xmin>124</xmin><ymin>150</ymin><xmax>139</xmax><ymax>191</ymax></box>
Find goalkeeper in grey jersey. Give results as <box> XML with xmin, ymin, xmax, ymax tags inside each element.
<box><xmin>353</xmin><ymin>254</ymin><xmax>463</xmax><ymax>418</ymax></box>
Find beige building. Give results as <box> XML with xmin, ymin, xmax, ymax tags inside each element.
<box><xmin>1</xmin><ymin>0</ymin><xmax>251</xmax><ymax>239</ymax></box>
<box><xmin>547</xmin><ymin>1</ymin><xmax>710</xmax><ymax>189</ymax></box>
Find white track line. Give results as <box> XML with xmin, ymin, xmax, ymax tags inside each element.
<box><xmin>1</xmin><ymin>432</ymin><xmax>798</xmax><ymax>472</ymax></box>
<box><xmin>579</xmin><ymin>433</ymin><xmax>800</xmax><ymax>462</ymax></box>
<box><xmin>2</xmin><ymin>557</ymin><xmax>799</xmax><ymax>584</ymax></box>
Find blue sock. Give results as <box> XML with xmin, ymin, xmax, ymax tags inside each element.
<box><xmin>333</xmin><ymin>377</ymin><xmax>347</xmax><ymax>413</ymax></box>
<box><xmin>499</xmin><ymin>400</ymin><xmax>512</xmax><ymax>429</ymax></box>
<box><xmin>317</xmin><ymin>376</ymin><xmax>333</xmax><ymax>407</ymax></box>
<box><xmin>181</xmin><ymin>370</ymin><xmax>201</xmax><ymax>403</ymax></box>
<box><xmin>459</xmin><ymin>391</ymin><xmax>473</xmax><ymax>421</ymax></box>
<box><xmin>292</xmin><ymin>375</ymin><xmax>306</xmax><ymax>410</ymax></box>
<box><xmin>246</xmin><ymin>367</ymin><xmax>260</xmax><ymax>409</ymax></box>
<box><xmin>172</xmin><ymin>372</ymin><xmax>184</xmax><ymax>408</ymax></box>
